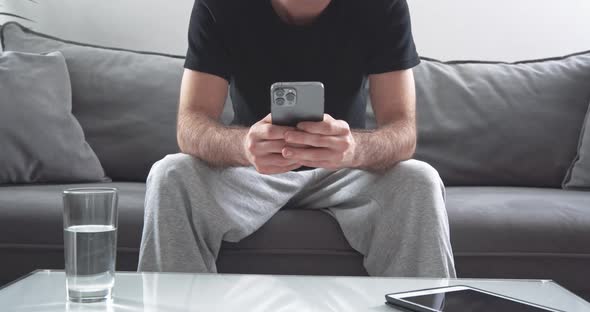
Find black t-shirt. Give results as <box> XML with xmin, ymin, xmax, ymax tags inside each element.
<box><xmin>185</xmin><ymin>0</ymin><xmax>419</xmax><ymax>128</ymax></box>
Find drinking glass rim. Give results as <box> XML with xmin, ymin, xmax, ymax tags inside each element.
<box><xmin>63</xmin><ymin>187</ymin><xmax>118</xmax><ymax>195</ymax></box>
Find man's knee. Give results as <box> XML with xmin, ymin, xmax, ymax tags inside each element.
<box><xmin>386</xmin><ymin>159</ymin><xmax>444</xmax><ymax>193</ymax></box>
<box><xmin>145</xmin><ymin>153</ymin><xmax>213</xmax><ymax>220</ymax></box>
<box><xmin>147</xmin><ymin>153</ymin><xmax>208</xmax><ymax>187</ymax></box>
<box><xmin>379</xmin><ymin>160</ymin><xmax>448</xmax><ymax>225</ymax></box>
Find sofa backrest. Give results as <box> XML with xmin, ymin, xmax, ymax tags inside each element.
<box><xmin>2</xmin><ymin>22</ymin><xmax>184</xmax><ymax>182</ymax></box>
<box><xmin>411</xmin><ymin>55</ymin><xmax>590</xmax><ymax>187</ymax></box>
<box><xmin>2</xmin><ymin>22</ymin><xmax>590</xmax><ymax>186</ymax></box>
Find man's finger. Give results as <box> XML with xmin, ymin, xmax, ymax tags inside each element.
<box><xmin>285</xmin><ymin>131</ymin><xmax>345</xmax><ymax>149</ymax></box>
<box><xmin>257</xmin><ymin>163</ymin><xmax>302</xmax><ymax>175</ymax></box>
<box><xmin>296</xmin><ymin>119</ymin><xmax>349</xmax><ymax>136</ymax></box>
<box><xmin>261</xmin><ymin>114</ymin><xmax>272</xmax><ymax>124</ymax></box>
<box><xmin>282</xmin><ymin>147</ymin><xmax>337</xmax><ymax>162</ymax></box>
<box><xmin>322</xmin><ymin>114</ymin><xmax>335</xmax><ymax>121</ymax></box>
<box><xmin>252</xmin><ymin>124</ymin><xmax>294</xmax><ymax>140</ymax></box>
<box><xmin>251</xmin><ymin>140</ymin><xmax>286</xmax><ymax>155</ymax></box>
<box><xmin>256</xmin><ymin>154</ymin><xmax>299</xmax><ymax>167</ymax></box>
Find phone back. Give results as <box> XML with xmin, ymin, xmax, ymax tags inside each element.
<box><xmin>270</xmin><ymin>82</ymin><xmax>324</xmax><ymax>127</ymax></box>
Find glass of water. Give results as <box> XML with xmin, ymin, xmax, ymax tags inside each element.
<box><xmin>63</xmin><ymin>187</ymin><xmax>118</xmax><ymax>303</ymax></box>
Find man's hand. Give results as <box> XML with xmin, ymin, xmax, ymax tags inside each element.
<box><xmin>282</xmin><ymin>114</ymin><xmax>358</xmax><ymax>170</ymax></box>
<box><xmin>244</xmin><ymin>114</ymin><xmax>302</xmax><ymax>174</ymax></box>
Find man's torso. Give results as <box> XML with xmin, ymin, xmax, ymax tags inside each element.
<box><xmin>199</xmin><ymin>0</ymin><xmax>375</xmax><ymax>128</ymax></box>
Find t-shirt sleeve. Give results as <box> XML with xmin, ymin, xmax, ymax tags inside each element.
<box><xmin>184</xmin><ymin>0</ymin><xmax>231</xmax><ymax>81</ymax></box>
<box><xmin>366</xmin><ymin>0</ymin><xmax>420</xmax><ymax>74</ymax></box>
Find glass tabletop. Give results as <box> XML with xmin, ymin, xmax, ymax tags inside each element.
<box><xmin>0</xmin><ymin>270</ymin><xmax>588</xmax><ymax>312</ymax></box>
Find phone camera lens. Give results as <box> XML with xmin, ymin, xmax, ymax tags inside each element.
<box><xmin>285</xmin><ymin>92</ymin><xmax>296</xmax><ymax>102</ymax></box>
<box><xmin>275</xmin><ymin>97</ymin><xmax>285</xmax><ymax>106</ymax></box>
<box><xmin>275</xmin><ymin>89</ymin><xmax>285</xmax><ymax>97</ymax></box>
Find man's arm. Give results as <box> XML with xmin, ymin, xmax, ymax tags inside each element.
<box><xmin>177</xmin><ymin>69</ymin><xmax>250</xmax><ymax>167</ymax></box>
<box><xmin>178</xmin><ymin>69</ymin><xmax>301</xmax><ymax>173</ymax></box>
<box><xmin>282</xmin><ymin>69</ymin><xmax>416</xmax><ymax>172</ymax></box>
<box><xmin>352</xmin><ymin>69</ymin><xmax>417</xmax><ymax>171</ymax></box>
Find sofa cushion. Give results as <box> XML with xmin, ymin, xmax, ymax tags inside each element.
<box><xmin>0</xmin><ymin>51</ymin><xmax>106</xmax><ymax>184</ymax></box>
<box><xmin>563</xmin><ymin>102</ymin><xmax>590</xmax><ymax>190</ymax></box>
<box><xmin>0</xmin><ymin>183</ymin><xmax>146</xmax><ymax>249</ymax></box>
<box><xmin>218</xmin><ymin>209</ymin><xmax>367</xmax><ymax>276</ymax></box>
<box><xmin>223</xmin><ymin>186</ymin><xmax>590</xmax><ymax>266</ymax></box>
<box><xmin>2</xmin><ymin>184</ymin><xmax>588</xmax><ymax>259</ymax></box>
<box><xmin>412</xmin><ymin>53</ymin><xmax>590</xmax><ymax>187</ymax></box>
<box><xmin>447</xmin><ymin>187</ymin><xmax>590</xmax><ymax>297</ymax></box>
<box><xmin>0</xmin><ymin>183</ymin><xmax>361</xmax><ymax>254</ymax></box>
<box><xmin>0</xmin><ymin>22</ymin><xmax>185</xmax><ymax>182</ymax></box>
<box><xmin>0</xmin><ymin>183</ymin><xmax>365</xmax><ymax>277</ymax></box>
<box><xmin>446</xmin><ymin>187</ymin><xmax>590</xmax><ymax>255</ymax></box>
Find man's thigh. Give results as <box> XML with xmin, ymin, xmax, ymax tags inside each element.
<box><xmin>147</xmin><ymin>153</ymin><xmax>318</xmax><ymax>240</ymax></box>
<box><xmin>290</xmin><ymin>160</ymin><xmax>443</xmax><ymax>210</ymax></box>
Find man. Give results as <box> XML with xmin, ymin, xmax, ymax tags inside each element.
<box><xmin>138</xmin><ymin>0</ymin><xmax>456</xmax><ymax>278</ymax></box>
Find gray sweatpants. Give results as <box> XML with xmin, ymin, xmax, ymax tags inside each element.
<box><xmin>138</xmin><ymin>153</ymin><xmax>456</xmax><ymax>278</ymax></box>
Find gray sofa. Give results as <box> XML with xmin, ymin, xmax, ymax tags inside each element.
<box><xmin>1</xmin><ymin>22</ymin><xmax>589</xmax><ymax>300</ymax></box>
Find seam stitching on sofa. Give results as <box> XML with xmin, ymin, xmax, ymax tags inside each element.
<box><xmin>220</xmin><ymin>249</ymin><xmax>362</xmax><ymax>256</ymax></box>
<box><xmin>0</xmin><ymin>243</ymin><xmax>138</xmax><ymax>253</ymax></box>
<box><xmin>3</xmin><ymin>22</ymin><xmax>590</xmax><ymax>65</ymax></box>
<box><xmin>2</xmin><ymin>244</ymin><xmax>590</xmax><ymax>258</ymax></box>
<box><xmin>454</xmin><ymin>252</ymin><xmax>590</xmax><ymax>258</ymax></box>
<box><xmin>0</xmin><ymin>243</ymin><xmax>356</xmax><ymax>254</ymax></box>
<box><xmin>421</xmin><ymin>49</ymin><xmax>590</xmax><ymax>65</ymax></box>
<box><xmin>562</xmin><ymin>100</ymin><xmax>590</xmax><ymax>190</ymax></box>
<box><xmin>0</xmin><ymin>22</ymin><xmax>6</xmax><ymax>50</ymax></box>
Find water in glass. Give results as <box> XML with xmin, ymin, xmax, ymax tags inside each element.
<box><xmin>64</xmin><ymin>224</ymin><xmax>117</xmax><ymax>302</ymax></box>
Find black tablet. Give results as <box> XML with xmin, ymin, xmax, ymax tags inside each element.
<box><xmin>385</xmin><ymin>285</ymin><xmax>562</xmax><ymax>312</ymax></box>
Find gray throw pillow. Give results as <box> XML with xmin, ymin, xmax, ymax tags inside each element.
<box><xmin>412</xmin><ymin>53</ymin><xmax>590</xmax><ymax>187</ymax></box>
<box><xmin>0</xmin><ymin>51</ymin><xmax>107</xmax><ymax>184</ymax></box>
<box><xmin>563</xmin><ymin>103</ymin><xmax>590</xmax><ymax>190</ymax></box>
<box><xmin>1</xmin><ymin>22</ymin><xmax>191</xmax><ymax>182</ymax></box>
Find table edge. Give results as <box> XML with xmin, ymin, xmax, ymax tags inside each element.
<box><xmin>0</xmin><ymin>269</ymin><xmax>44</xmax><ymax>291</ymax></box>
<box><xmin>8</xmin><ymin>269</ymin><xmax>560</xmax><ymax>285</ymax></box>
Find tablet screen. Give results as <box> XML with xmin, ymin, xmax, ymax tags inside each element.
<box><xmin>403</xmin><ymin>289</ymin><xmax>553</xmax><ymax>312</ymax></box>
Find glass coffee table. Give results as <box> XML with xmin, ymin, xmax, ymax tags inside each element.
<box><xmin>0</xmin><ymin>270</ymin><xmax>588</xmax><ymax>311</ymax></box>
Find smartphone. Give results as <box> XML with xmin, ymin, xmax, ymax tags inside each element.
<box><xmin>385</xmin><ymin>285</ymin><xmax>562</xmax><ymax>312</ymax></box>
<box><xmin>270</xmin><ymin>81</ymin><xmax>324</xmax><ymax>127</ymax></box>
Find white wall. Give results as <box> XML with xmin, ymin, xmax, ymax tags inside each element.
<box><xmin>410</xmin><ymin>0</ymin><xmax>590</xmax><ymax>61</ymax></box>
<box><xmin>1</xmin><ymin>0</ymin><xmax>194</xmax><ymax>55</ymax></box>
<box><xmin>2</xmin><ymin>0</ymin><xmax>590</xmax><ymax>61</ymax></box>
